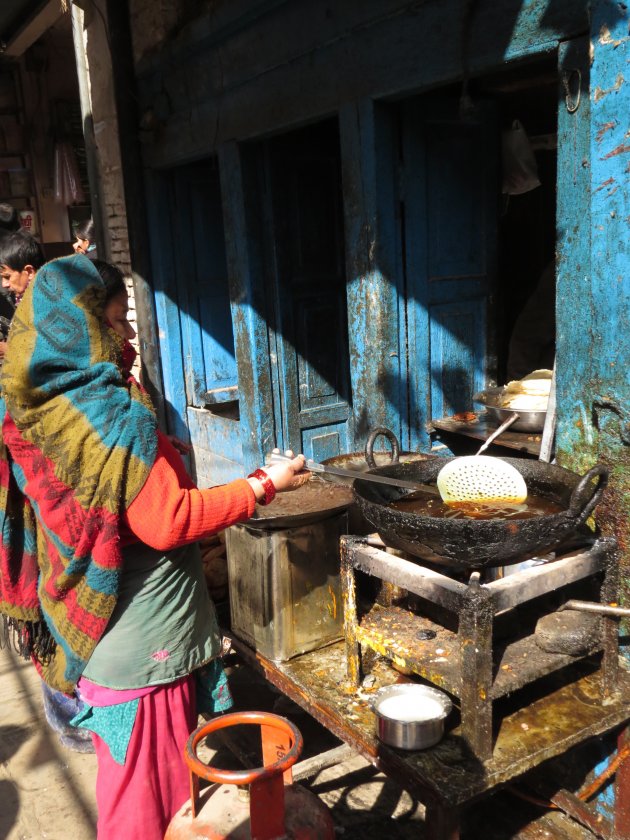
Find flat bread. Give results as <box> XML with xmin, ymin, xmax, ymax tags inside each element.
<box><xmin>501</xmin><ymin>393</ymin><xmax>548</xmax><ymax>411</ymax></box>
<box><xmin>500</xmin><ymin>369</ymin><xmax>551</xmax><ymax>410</ymax></box>
<box><xmin>521</xmin><ymin>369</ymin><xmax>553</xmax><ymax>381</ymax></box>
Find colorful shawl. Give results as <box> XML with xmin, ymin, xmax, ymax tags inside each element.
<box><xmin>0</xmin><ymin>254</ymin><xmax>157</xmax><ymax>693</ymax></box>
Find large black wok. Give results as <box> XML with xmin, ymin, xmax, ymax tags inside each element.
<box><xmin>353</xmin><ymin>458</ymin><xmax>608</xmax><ymax>571</ymax></box>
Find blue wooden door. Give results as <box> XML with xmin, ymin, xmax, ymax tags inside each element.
<box><xmin>265</xmin><ymin>121</ymin><xmax>353</xmax><ymax>461</ymax></box>
<box><xmin>400</xmin><ymin>102</ymin><xmax>497</xmax><ymax>451</ymax></box>
<box><xmin>167</xmin><ymin>161</ymin><xmax>243</xmax><ymax>484</ymax></box>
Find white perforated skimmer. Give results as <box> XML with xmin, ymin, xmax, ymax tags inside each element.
<box><xmin>436</xmin><ymin>456</ymin><xmax>528</xmax><ymax>506</ymax></box>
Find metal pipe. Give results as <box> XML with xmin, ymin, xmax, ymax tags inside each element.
<box><xmin>560</xmin><ymin>599</ymin><xmax>630</xmax><ymax>618</ymax></box>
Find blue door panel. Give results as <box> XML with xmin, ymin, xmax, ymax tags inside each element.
<box><xmin>198</xmin><ymin>287</ymin><xmax>239</xmax><ymax>395</ymax></box>
<box><xmin>161</xmin><ymin>160</ymin><xmax>243</xmax><ymax>484</ymax></box>
<box><xmin>172</xmin><ymin>163</ymin><xmax>238</xmax><ymax>406</ymax></box>
<box><xmin>186</xmin><ymin>406</ymin><xmax>242</xmax><ymax>485</ymax></box>
<box><xmin>145</xmin><ymin>171</ymin><xmax>189</xmax><ymax>442</ymax></box>
<box><xmin>426</xmin><ymin>126</ymin><xmax>489</xmax><ymax>279</ymax></box>
<box><xmin>427</xmin><ymin>277</ymin><xmax>488</xmax><ymax>305</ymax></box>
<box><xmin>301</xmin><ymin>423</ymin><xmax>350</xmax><ymax>464</ymax></box>
<box><xmin>429</xmin><ymin>299</ymin><xmax>487</xmax><ymax>419</ymax></box>
<box><xmin>401</xmin><ymin>101</ymin><xmax>497</xmax><ymax>451</ymax></box>
<box><xmin>296</xmin><ymin>296</ymin><xmax>348</xmax><ymax>410</ymax></box>
<box><xmin>266</xmin><ymin>120</ymin><xmax>353</xmax><ymax>457</ymax></box>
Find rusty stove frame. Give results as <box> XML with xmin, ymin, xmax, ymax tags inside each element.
<box><xmin>341</xmin><ymin>535</ymin><xmax>620</xmax><ymax>762</ymax></box>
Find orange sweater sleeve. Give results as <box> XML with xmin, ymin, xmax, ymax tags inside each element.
<box><xmin>123</xmin><ymin>434</ymin><xmax>256</xmax><ymax>551</ymax></box>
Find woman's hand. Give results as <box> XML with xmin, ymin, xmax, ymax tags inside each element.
<box><xmin>246</xmin><ymin>450</ymin><xmax>310</xmax><ymax>504</ymax></box>
<box><xmin>265</xmin><ymin>451</ymin><xmax>310</xmax><ymax>492</ymax></box>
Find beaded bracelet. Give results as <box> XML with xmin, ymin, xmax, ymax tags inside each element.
<box><xmin>247</xmin><ymin>468</ymin><xmax>277</xmax><ymax>506</ymax></box>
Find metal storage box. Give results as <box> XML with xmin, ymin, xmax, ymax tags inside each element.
<box><xmin>226</xmin><ymin>512</ymin><xmax>347</xmax><ymax>662</ymax></box>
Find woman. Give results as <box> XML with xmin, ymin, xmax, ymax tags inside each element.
<box><xmin>40</xmin><ymin>258</ymin><xmax>152</xmax><ymax>754</ymax></box>
<box><xmin>0</xmin><ymin>253</ymin><xmax>308</xmax><ymax>839</ymax></box>
<box><xmin>72</xmin><ymin>217</ymin><xmax>97</xmax><ymax>257</ymax></box>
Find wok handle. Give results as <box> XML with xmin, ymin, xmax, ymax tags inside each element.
<box><xmin>568</xmin><ymin>464</ymin><xmax>609</xmax><ymax>521</ymax></box>
<box><xmin>365</xmin><ymin>427</ymin><xmax>401</xmax><ymax>469</ymax></box>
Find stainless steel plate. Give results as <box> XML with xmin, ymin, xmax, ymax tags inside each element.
<box><xmin>474</xmin><ymin>387</ymin><xmax>546</xmax><ymax>433</ymax></box>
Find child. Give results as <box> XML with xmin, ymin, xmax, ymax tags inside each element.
<box><xmin>0</xmin><ymin>227</ymin><xmax>45</xmax><ymax>304</ymax></box>
<box><xmin>0</xmin><ymin>229</ymin><xmax>45</xmax><ymax>364</ymax></box>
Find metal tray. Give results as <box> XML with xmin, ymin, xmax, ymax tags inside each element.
<box><xmin>474</xmin><ymin>387</ymin><xmax>546</xmax><ymax>433</ymax></box>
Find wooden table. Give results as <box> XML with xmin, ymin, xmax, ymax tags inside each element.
<box><xmin>229</xmin><ymin>634</ymin><xmax>630</xmax><ymax>839</ymax></box>
<box><xmin>431</xmin><ymin>417</ymin><xmax>542</xmax><ymax>457</ymax></box>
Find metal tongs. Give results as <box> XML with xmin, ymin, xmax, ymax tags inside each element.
<box><xmin>266</xmin><ymin>451</ymin><xmax>441</xmax><ymax>495</ymax></box>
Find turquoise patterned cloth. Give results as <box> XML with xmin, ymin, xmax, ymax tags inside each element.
<box><xmin>71</xmin><ymin>659</ymin><xmax>233</xmax><ymax>765</ymax></box>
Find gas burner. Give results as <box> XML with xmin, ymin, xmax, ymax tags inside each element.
<box><xmin>341</xmin><ymin>535</ymin><xmax>620</xmax><ymax>761</ymax></box>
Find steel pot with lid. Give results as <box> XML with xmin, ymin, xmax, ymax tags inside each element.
<box><xmin>353</xmin><ymin>458</ymin><xmax>608</xmax><ymax>571</ymax></box>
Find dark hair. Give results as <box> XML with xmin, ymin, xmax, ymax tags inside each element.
<box><xmin>0</xmin><ymin>229</ymin><xmax>45</xmax><ymax>271</ymax></box>
<box><xmin>74</xmin><ymin>218</ymin><xmax>95</xmax><ymax>243</ymax></box>
<box><xmin>0</xmin><ymin>203</ymin><xmax>20</xmax><ymax>232</ymax></box>
<box><xmin>92</xmin><ymin>259</ymin><xmax>126</xmax><ymax>303</ymax></box>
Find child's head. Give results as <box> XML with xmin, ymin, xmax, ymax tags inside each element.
<box><xmin>0</xmin><ymin>229</ymin><xmax>45</xmax><ymax>298</ymax></box>
<box><xmin>73</xmin><ymin>218</ymin><xmax>96</xmax><ymax>255</ymax></box>
<box><xmin>92</xmin><ymin>259</ymin><xmax>136</xmax><ymax>341</ymax></box>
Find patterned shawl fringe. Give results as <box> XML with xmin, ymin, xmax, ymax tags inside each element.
<box><xmin>1</xmin><ymin>614</ymin><xmax>56</xmax><ymax>663</ymax></box>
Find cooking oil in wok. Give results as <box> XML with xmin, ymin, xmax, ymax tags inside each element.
<box><xmin>390</xmin><ymin>492</ymin><xmax>564</xmax><ymax>520</ymax></box>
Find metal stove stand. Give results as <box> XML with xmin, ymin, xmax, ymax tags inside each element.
<box><xmin>341</xmin><ymin>535</ymin><xmax>621</xmax><ymax>762</ymax></box>
<box><xmin>228</xmin><ymin>535</ymin><xmax>630</xmax><ymax>838</ymax></box>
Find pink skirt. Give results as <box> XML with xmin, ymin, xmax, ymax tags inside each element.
<box><xmin>91</xmin><ymin>675</ymin><xmax>197</xmax><ymax>840</ymax></box>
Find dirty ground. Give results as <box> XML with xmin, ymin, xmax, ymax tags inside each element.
<box><xmin>0</xmin><ymin>643</ymin><xmax>602</xmax><ymax>839</ymax></box>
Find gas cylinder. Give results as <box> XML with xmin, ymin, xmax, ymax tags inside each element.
<box><xmin>164</xmin><ymin>710</ymin><xmax>335</xmax><ymax>840</ymax></box>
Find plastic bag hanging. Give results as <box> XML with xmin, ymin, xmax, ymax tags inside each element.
<box><xmin>53</xmin><ymin>141</ymin><xmax>86</xmax><ymax>205</ymax></box>
<box><xmin>501</xmin><ymin>120</ymin><xmax>541</xmax><ymax>195</ymax></box>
